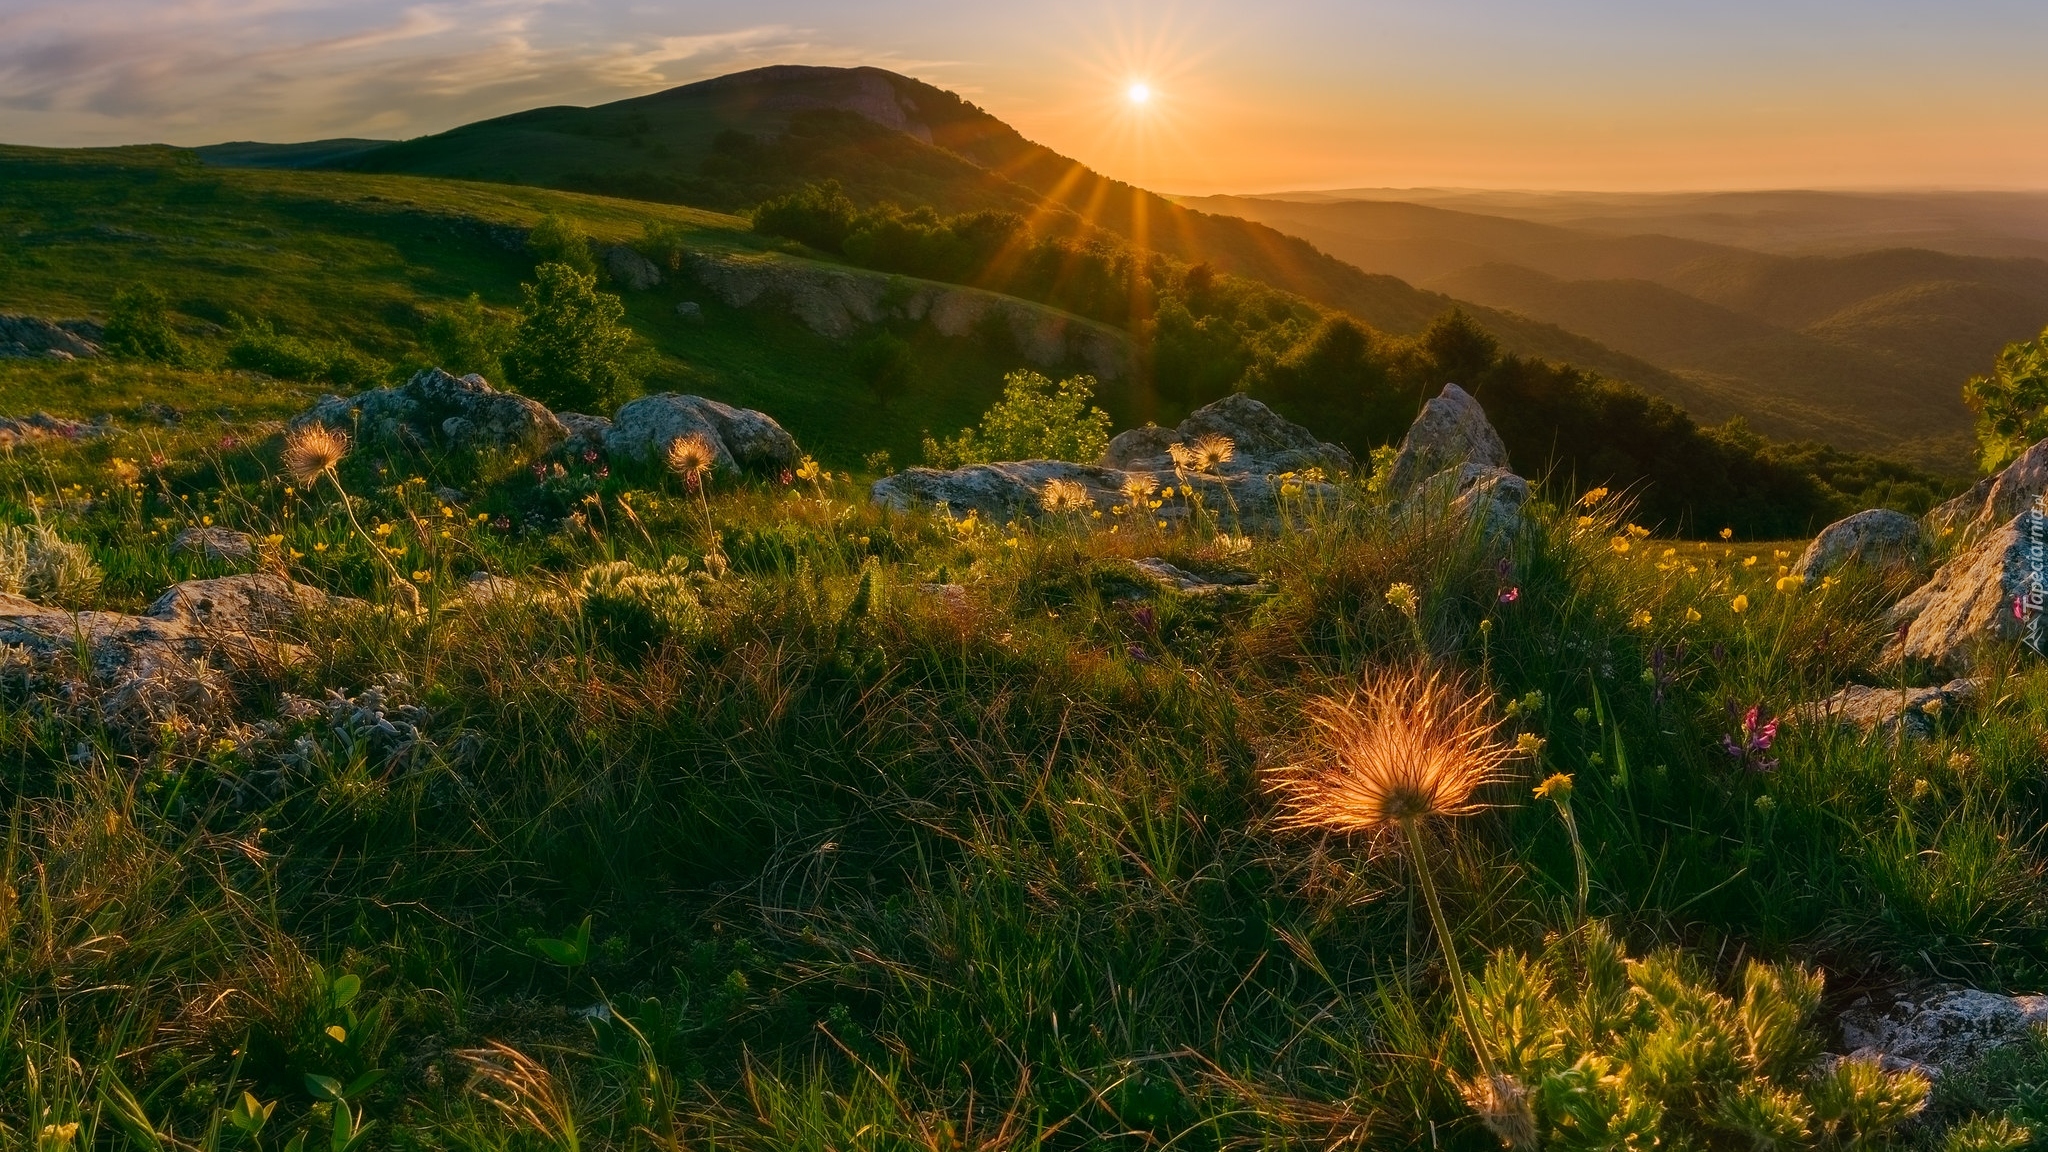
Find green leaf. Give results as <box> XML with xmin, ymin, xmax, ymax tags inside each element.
<box><xmin>329</xmin><ymin>973</ymin><xmax>361</xmax><ymax>1008</ymax></box>
<box><xmin>303</xmin><ymin>1073</ymin><xmax>345</xmax><ymax>1103</ymax></box>
<box><xmin>343</xmin><ymin>1068</ymin><xmax>387</xmax><ymax>1098</ymax></box>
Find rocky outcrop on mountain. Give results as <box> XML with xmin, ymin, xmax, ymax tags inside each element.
<box><xmin>1838</xmin><ymin>987</ymin><xmax>2048</xmax><ymax>1078</ymax></box>
<box><xmin>1383</xmin><ymin>384</ymin><xmax>1508</xmax><ymax>496</ymax></box>
<box><xmin>1885</xmin><ymin>510</ymin><xmax>2041</xmax><ymax>671</ymax></box>
<box><xmin>1795</xmin><ymin>509</ymin><xmax>1927</xmax><ymax>581</ymax></box>
<box><xmin>1927</xmin><ymin>439</ymin><xmax>2048</xmax><ymax>547</ymax></box>
<box><xmin>604</xmin><ymin>393</ymin><xmax>801</xmax><ymax>474</ymax></box>
<box><xmin>292</xmin><ymin>368</ymin><xmax>567</xmax><ymax>457</ymax></box>
<box><xmin>0</xmin><ymin>574</ymin><xmax>355</xmax><ymax>726</ymax></box>
<box><xmin>871</xmin><ymin>395</ymin><xmax>1342</xmax><ymax>531</ymax></box>
<box><xmin>1787</xmin><ymin>679</ymin><xmax>1980</xmax><ymax>740</ymax></box>
<box><xmin>174</xmin><ymin>526</ymin><xmax>256</xmax><ymax>563</ymax></box>
<box><xmin>605</xmin><ymin>245</ymin><xmax>663</xmax><ymax>291</ymax></box>
<box><xmin>0</xmin><ymin>315</ymin><xmax>102</xmax><ymax>360</ymax></box>
<box><xmin>684</xmin><ymin>251</ymin><xmax>1129</xmax><ymax>379</ymax></box>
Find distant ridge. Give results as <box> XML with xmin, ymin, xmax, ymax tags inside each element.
<box><xmin>194</xmin><ymin>139</ymin><xmax>393</xmax><ymax>169</ymax></box>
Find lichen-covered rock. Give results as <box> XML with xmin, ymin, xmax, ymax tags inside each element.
<box><xmin>1927</xmin><ymin>438</ymin><xmax>2048</xmax><ymax>547</ymax></box>
<box><xmin>1383</xmin><ymin>384</ymin><xmax>1508</xmax><ymax>495</ymax></box>
<box><xmin>0</xmin><ymin>315</ymin><xmax>101</xmax><ymax>360</ymax></box>
<box><xmin>174</xmin><ymin>526</ymin><xmax>256</xmax><ymax>562</ymax></box>
<box><xmin>146</xmin><ymin>574</ymin><xmax>347</xmax><ymax>636</ymax></box>
<box><xmin>605</xmin><ymin>245</ymin><xmax>663</xmax><ymax>291</ymax></box>
<box><xmin>1447</xmin><ymin>465</ymin><xmax>1532</xmax><ymax>544</ymax></box>
<box><xmin>1787</xmin><ymin>678</ymin><xmax>1980</xmax><ymax>740</ymax></box>
<box><xmin>1129</xmin><ymin>558</ymin><xmax>1265</xmax><ymax>596</ymax></box>
<box><xmin>1101</xmin><ymin>392</ymin><xmax>1354</xmax><ymax>477</ymax></box>
<box><xmin>1838</xmin><ymin>988</ymin><xmax>2048</xmax><ymax>1078</ymax></box>
<box><xmin>1886</xmin><ymin>511</ymin><xmax>2039</xmax><ymax>670</ymax></box>
<box><xmin>604</xmin><ymin>394</ymin><xmax>800</xmax><ymax>474</ymax></box>
<box><xmin>1795</xmin><ymin>509</ymin><xmax>1928</xmax><ymax>580</ymax></box>
<box><xmin>291</xmin><ymin>368</ymin><xmax>566</xmax><ymax>457</ymax></box>
<box><xmin>558</xmin><ymin>411</ymin><xmax>614</xmax><ymax>456</ymax></box>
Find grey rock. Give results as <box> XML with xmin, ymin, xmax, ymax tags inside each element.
<box><xmin>173</xmin><ymin>526</ymin><xmax>256</xmax><ymax>562</ymax></box>
<box><xmin>674</xmin><ymin>301</ymin><xmax>703</xmax><ymax>320</ymax></box>
<box><xmin>0</xmin><ymin>412</ymin><xmax>115</xmax><ymax>445</ymax></box>
<box><xmin>1130</xmin><ymin>558</ymin><xmax>1264</xmax><ymax>596</ymax></box>
<box><xmin>1886</xmin><ymin>510</ymin><xmax>2042</xmax><ymax>670</ymax></box>
<box><xmin>558</xmin><ymin>411</ymin><xmax>614</xmax><ymax>455</ymax></box>
<box><xmin>1447</xmin><ymin>464</ymin><xmax>1532</xmax><ymax>544</ymax></box>
<box><xmin>1102</xmin><ymin>392</ymin><xmax>1355</xmax><ymax>477</ymax></box>
<box><xmin>460</xmin><ymin>571</ymin><xmax>520</xmax><ymax>605</ymax></box>
<box><xmin>872</xmin><ymin>461</ymin><xmax>1125</xmax><ymax>521</ymax></box>
<box><xmin>605</xmin><ymin>393</ymin><xmax>800</xmax><ymax>474</ymax></box>
<box><xmin>1839</xmin><ymin>987</ymin><xmax>2048</xmax><ymax>1078</ymax></box>
<box><xmin>0</xmin><ymin>315</ymin><xmax>101</xmax><ymax>360</ymax></box>
<box><xmin>605</xmin><ymin>245</ymin><xmax>663</xmax><ymax>291</ymax></box>
<box><xmin>434</xmin><ymin>486</ymin><xmax>467</xmax><ymax>506</ymax></box>
<box><xmin>291</xmin><ymin>368</ymin><xmax>566</xmax><ymax>458</ymax></box>
<box><xmin>1787</xmin><ymin>679</ymin><xmax>1981</xmax><ymax>740</ymax></box>
<box><xmin>1927</xmin><ymin>438</ymin><xmax>2048</xmax><ymax>548</ymax></box>
<box><xmin>1796</xmin><ymin>509</ymin><xmax>1928</xmax><ymax>580</ymax></box>
<box><xmin>1383</xmin><ymin>384</ymin><xmax>1508</xmax><ymax>495</ymax></box>
<box><xmin>912</xmin><ymin>583</ymin><xmax>970</xmax><ymax>609</ymax></box>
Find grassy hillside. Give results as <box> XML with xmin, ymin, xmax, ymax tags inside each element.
<box><xmin>0</xmin><ymin>143</ymin><xmax>1130</xmax><ymax>470</ymax></box>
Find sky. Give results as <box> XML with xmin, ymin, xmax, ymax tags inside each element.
<box><xmin>3</xmin><ymin>0</ymin><xmax>2047</xmax><ymax>193</ymax></box>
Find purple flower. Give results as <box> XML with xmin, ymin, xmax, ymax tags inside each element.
<box><xmin>2015</xmin><ymin>595</ymin><xmax>2028</xmax><ymax>621</ymax></box>
<box><xmin>1130</xmin><ymin>605</ymin><xmax>1156</xmax><ymax>632</ymax></box>
<box><xmin>1719</xmin><ymin>702</ymin><xmax>1780</xmax><ymax>773</ymax></box>
<box><xmin>1126</xmin><ymin>643</ymin><xmax>1153</xmax><ymax>663</ymax></box>
<box><xmin>583</xmin><ymin>449</ymin><xmax>600</xmax><ymax>464</ymax></box>
<box><xmin>1498</xmin><ymin>586</ymin><xmax>1520</xmax><ymax>604</ymax></box>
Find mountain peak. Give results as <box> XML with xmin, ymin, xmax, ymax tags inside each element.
<box><xmin>633</xmin><ymin>64</ymin><xmax>939</xmax><ymax>144</ymax></box>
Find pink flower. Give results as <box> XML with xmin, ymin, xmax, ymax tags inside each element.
<box><xmin>1499</xmin><ymin>586</ymin><xmax>1520</xmax><ymax>604</ymax></box>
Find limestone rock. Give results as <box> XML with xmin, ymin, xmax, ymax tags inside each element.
<box><xmin>460</xmin><ymin>572</ymin><xmax>520</xmax><ymax>605</ymax></box>
<box><xmin>1886</xmin><ymin>511</ymin><xmax>2040</xmax><ymax>670</ymax></box>
<box><xmin>1102</xmin><ymin>392</ymin><xmax>1355</xmax><ymax>476</ymax></box>
<box><xmin>1787</xmin><ymin>679</ymin><xmax>1980</xmax><ymax>740</ymax></box>
<box><xmin>605</xmin><ymin>394</ymin><xmax>800</xmax><ymax>474</ymax></box>
<box><xmin>557</xmin><ymin>412</ymin><xmax>614</xmax><ymax>456</ymax></box>
<box><xmin>1384</xmin><ymin>384</ymin><xmax>1508</xmax><ymax>495</ymax></box>
<box><xmin>1795</xmin><ymin>509</ymin><xmax>1927</xmax><ymax>580</ymax></box>
<box><xmin>0</xmin><ymin>315</ymin><xmax>101</xmax><ymax>360</ymax></box>
<box><xmin>1447</xmin><ymin>465</ymin><xmax>1532</xmax><ymax>544</ymax></box>
<box><xmin>291</xmin><ymin>368</ymin><xmax>566</xmax><ymax>457</ymax></box>
<box><xmin>1129</xmin><ymin>558</ymin><xmax>1264</xmax><ymax>596</ymax></box>
<box><xmin>1927</xmin><ymin>439</ymin><xmax>2048</xmax><ymax>547</ymax></box>
<box><xmin>174</xmin><ymin>525</ymin><xmax>256</xmax><ymax>562</ymax></box>
<box><xmin>605</xmin><ymin>245</ymin><xmax>663</xmax><ymax>291</ymax></box>
<box><xmin>872</xmin><ymin>461</ymin><xmax>1125</xmax><ymax>521</ymax></box>
<box><xmin>1839</xmin><ymin>987</ymin><xmax>2048</xmax><ymax>1078</ymax></box>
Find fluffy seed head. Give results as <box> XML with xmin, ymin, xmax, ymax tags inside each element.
<box><xmin>1190</xmin><ymin>433</ymin><xmax>1235</xmax><ymax>472</ymax></box>
<box><xmin>1120</xmin><ymin>475</ymin><xmax>1157</xmax><ymax>506</ymax></box>
<box><xmin>665</xmin><ymin>433</ymin><xmax>718</xmax><ymax>477</ymax></box>
<box><xmin>1040</xmin><ymin>477</ymin><xmax>1094</xmax><ymax>514</ymax></box>
<box><xmin>1167</xmin><ymin>442</ymin><xmax>1199</xmax><ymax>470</ymax></box>
<box><xmin>1460</xmin><ymin>1073</ymin><xmax>1538</xmax><ymax>1150</ymax></box>
<box><xmin>1266</xmin><ymin>666</ymin><xmax>1518</xmax><ymax>834</ymax></box>
<box><xmin>282</xmin><ymin>425</ymin><xmax>349</xmax><ymax>484</ymax></box>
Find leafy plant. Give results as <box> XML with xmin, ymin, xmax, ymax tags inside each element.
<box><xmin>921</xmin><ymin>369</ymin><xmax>1111</xmax><ymax>467</ymax></box>
<box><xmin>502</xmin><ymin>262</ymin><xmax>637</xmax><ymax>414</ymax></box>
<box><xmin>422</xmin><ymin>293</ymin><xmax>515</xmax><ymax>380</ymax></box>
<box><xmin>526</xmin><ymin>211</ymin><xmax>596</xmax><ymax>275</ymax></box>
<box><xmin>103</xmin><ymin>284</ymin><xmax>190</xmax><ymax>364</ymax></box>
<box><xmin>1964</xmin><ymin>324</ymin><xmax>2048</xmax><ymax>473</ymax></box>
<box><xmin>0</xmin><ymin>524</ymin><xmax>102</xmax><ymax>607</ymax></box>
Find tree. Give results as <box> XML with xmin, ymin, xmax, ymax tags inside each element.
<box><xmin>424</xmin><ymin>294</ymin><xmax>516</xmax><ymax>380</ymax></box>
<box><xmin>1963</xmin><ymin>325</ymin><xmax>2048</xmax><ymax>473</ymax></box>
<box><xmin>751</xmin><ymin>180</ymin><xmax>859</xmax><ymax>252</ymax></box>
<box><xmin>852</xmin><ymin>332</ymin><xmax>914</xmax><ymax>406</ymax></box>
<box><xmin>103</xmin><ymin>284</ymin><xmax>189</xmax><ymax>364</ymax></box>
<box><xmin>922</xmin><ymin>370</ymin><xmax>1112</xmax><ymax>467</ymax></box>
<box><xmin>503</xmin><ymin>263</ymin><xmax>636</xmax><ymax>414</ymax></box>
<box><xmin>526</xmin><ymin>212</ymin><xmax>595</xmax><ymax>275</ymax></box>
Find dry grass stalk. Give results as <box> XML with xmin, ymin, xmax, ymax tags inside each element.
<box><xmin>457</xmin><ymin>1040</ymin><xmax>581</xmax><ymax>1152</ymax></box>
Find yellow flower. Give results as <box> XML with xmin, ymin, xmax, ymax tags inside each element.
<box><xmin>1532</xmin><ymin>771</ymin><xmax>1573</xmax><ymax>801</ymax></box>
<box><xmin>264</xmin><ymin>533</ymin><xmax>284</xmax><ymax>546</ymax></box>
<box><xmin>314</xmin><ymin>542</ymin><xmax>329</xmax><ymax>553</ymax></box>
<box><xmin>795</xmin><ymin>456</ymin><xmax>822</xmax><ymax>483</ymax></box>
<box><xmin>289</xmin><ymin>549</ymin><xmax>304</xmax><ymax>559</ymax></box>
<box><xmin>412</xmin><ymin>570</ymin><xmax>432</xmax><ymax>583</ymax></box>
<box><xmin>1660</xmin><ymin>548</ymin><xmax>1676</xmax><ymax>559</ymax></box>
<box><xmin>1577</xmin><ymin>515</ymin><xmax>1594</xmax><ymax>529</ymax></box>
<box><xmin>1518</xmin><ymin>734</ymin><xmax>1549</xmax><ymax>758</ymax></box>
<box><xmin>1773</xmin><ymin>549</ymin><xmax>1789</xmax><ymax>561</ymax></box>
<box><xmin>1719</xmin><ymin>527</ymin><xmax>1734</xmax><ymax>540</ymax></box>
<box><xmin>1775</xmin><ymin>574</ymin><xmax>1804</xmax><ymax>593</ymax></box>
<box><xmin>1626</xmin><ymin>523</ymin><xmax>1649</xmax><ymax>539</ymax></box>
<box><xmin>1730</xmin><ymin>594</ymin><xmax>1750</xmax><ymax>614</ymax></box>
<box><xmin>1684</xmin><ymin>606</ymin><xmax>1702</xmax><ymax>623</ymax></box>
<box><xmin>1610</xmin><ymin>536</ymin><xmax>1631</xmax><ymax>555</ymax></box>
<box><xmin>1632</xmin><ymin>609</ymin><xmax>1653</xmax><ymax>629</ymax></box>
<box><xmin>1384</xmin><ymin>582</ymin><xmax>1419</xmax><ymax>617</ymax></box>
<box><xmin>375</xmin><ymin>522</ymin><xmax>393</xmax><ymax>537</ymax></box>
<box><xmin>201</xmin><ymin>515</ymin><xmax>213</xmax><ymax>526</ymax></box>
<box><xmin>441</xmin><ymin>505</ymin><xmax>455</xmax><ymax>518</ymax></box>
<box><xmin>1157</xmin><ymin>519</ymin><xmax>1167</xmax><ymax>528</ymax></box>
<box><xmin>1820</xmin><ymin>575</ymin><xmax>1838</xmax><ymax>591</ymax></box>
<box><xmin>1743</xmin><ymin>555</ymin><xmax>1757</xmax><ymax>567</ymax></box>
<box><xmin>1578</xmin><ymin>486</ymin><xmax>1609</xmax><ymax>508</ymax></box>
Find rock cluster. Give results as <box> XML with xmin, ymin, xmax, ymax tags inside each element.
<box><xmin>1838</xmin><ymin>987</ymin><xmax>2048</xmax><ymax>1079</ymax></box>
<box><xmin>870</xmin><ymin>394</ymin><xmax>1348</xmax><ymax>531</ymax></box>
<box><xmin>1383</xmin><ymin>384</ymin><xmax>1531</xmax><ymax>542</ymax></box>
<box><xmin>0</xmin><ymin>573</ymin><xmax>353</xmax><ymax>727</ymax></box>
<box><xmin>1926</xmin><ymin>438</ymin><xmax>2048</xmax><ymax>548</ymax></box>
<box><xmin>0</xmin><ymin>412</ymin><xmax>116</xmax><ymax>447</ymax></box>
<box><xmin>0</xmin><ymin>315</ymin><xmax>102</xmax><ymax>360</ymax></box>
<box><xmin>572</xmin><ymin>393</ymin><xmax>802</xmax><ymax>475</ymax></box>
<box><xmin>605</xmin><ymin>245</ymin><xmax>663</xmax><ymax>291</ymax></box>
<box><xmin>1786</xmin><ymin>679</ymin><xmax>1980</xmax><ymax>741</ymax></box>
<box><xmin>292</xmin><ymin>368</ymin><xmax>567</xmax><ymax>457</ymax></box>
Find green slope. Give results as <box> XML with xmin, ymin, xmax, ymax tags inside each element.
<box><xmin>0</xmin><ymin>143</ymin><xmax>1130</xmax><ymax>468</ymax></box>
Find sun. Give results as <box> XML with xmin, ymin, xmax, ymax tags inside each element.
<box><xmin>1126</xmin><ymin>81</ymin><xmax>1151</xmax><ymax>105</ymax></box>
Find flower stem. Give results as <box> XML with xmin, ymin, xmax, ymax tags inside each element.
<box><xmin>323</xmin><ymin>467</ymin><xmax>404</xmax><ymax>585</ymax></box>
<box><xmin>1556</xmin><ymin>800</ymin><xmax>1590</xmax><ymax>920</ymax></box>
<box><xmin>1402</xmin><ymin>817</ymin><xmax>1487</xmax><ymax>1072</ymax></box>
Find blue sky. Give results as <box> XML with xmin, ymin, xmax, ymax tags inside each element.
<box><xmin>2</xmin><ymin>0</ymin><xmax>2044</xmax><ymax>191</ymax></box>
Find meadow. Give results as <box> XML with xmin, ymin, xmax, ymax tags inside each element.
<box><xmin>0</xmin><ymin>358</ymin><xmax>2044</xmax><ymax>1149</ymax></box>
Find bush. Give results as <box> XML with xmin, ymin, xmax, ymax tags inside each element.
<box><xmin>526</xmin><ymin>211</ymin><xmax>595</xmax><ymax>275</ymax></box>
<box><xmin>922</xmin><ymin>369</ymin><xmax>1112</xmax><ymax>467</ymax></box>
<box><xmin>851</xmin><ymin>331</ymin><xmax>913</xmax><ymax>406</ymax></box>
<box><xmin>502</xmin><ymin>262</ymin><xmax>637</xmax><ymax>414</ymax></box>
<box><xmin>1964</xmin><ymin>324</ymin><xmax>2048</xmax><ymax>473</ymax></box>
<box><xmin>751</xmin><ymin>179</ymin><xmax>859</xmax><ymax>252</ymax></box>
<box><xmin>423</xmin><ymin>294</ymin><xmax>516</xmax><ymax>380</ymax></box>
<box><xmin>103</xmin><ymin>283</ymin><xmax>189</xmax><ymax>364</ymax></box>
<box><xmin>0</xmin><ymin>524</ymin><xmax>102</xmax><ymax>607</ymax></box>
<box><xmin>226</xmin><ymin>319</ymin><xmax>386</xmax><ymax>387</ymax></box>
<box><xmin>577</xmin><ymin>557</ymin><xmax>700</xmax><ymax>661</ymax></box>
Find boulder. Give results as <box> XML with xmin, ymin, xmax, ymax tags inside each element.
<box><xmin>173</xmin><ymin>526</ymin><xmax>256</xmax><ymax>562</ymax></box>
<box><xmin>872</xmin><ymin>461</ymin><xmax>1126</xmax><ymax>521</ymax></box>
<box><xmin>1383</xmin><ymin>384</ymin><xmax>1508</xmax><ymax>495</ymax></box>
<box><xmin>0</xmin><ymin>412</ymin><xmax>115</xmax><ymax>446</ymax></box>
<box><xmin>1926</xmin><ymin>438</ymin><xmax>2048</xmax><ymax>547</ymax></box>
<box><xmin>557</xmin><ymin>412</ymin><xmax>614</xmax><ymax>456</ymax></box>
<box><xmin>146</xmin><ymin>573</ymin><xmax>347</xmax><ymax>636</ymax></box>
<box><xmin>1448</xmin><ymin>465</ymin><xmax>1532</xmax><ymax>545</ymax></box>
<box><xmin>604</xmin><ymin>394</ymin><xmax>801</xmax><ymax>474</ymax></box>
<box><xmin>291</xmin><ymin>368</ymin><xmax>566</xmax><ymax>457</ymax></box>
<box><xmin>674</xmin><ymin>301</ymin><xmax>703</xmax><ymax>321</ymax></box>
<box><xmin>605</xmin><ymin>245</ymin><xmax>663</xmax><ymax>291</ymax></box>
<box><xmin>460</xmin><ymin>571</ymin><xmax>520</xmax><ymax>605</ymax></box>
<box><xmin>1129</xmin><ymin>558</ymin><xmax>1265</xmax><ymax>596</ymax></box>
<box><xmin>0</xmin><ymin>315</ymin><xmax>101</xmax><ymax>360</ymax></box>
<box><xmin>1102</xmin><ymin>392</ymin><xmax>1354</xmax><ymax>476</ymax></box>
<box><xmin>1794</xmin><ymin>509</ymin><xmax>1927</xmax><ymax>581</ymax></box>
<box><xmin>1838</xmin><ymin>987</ymin><xmax>2048</xmax><ymax>1078</ymax></box>
<box><xmin>1787</xmin><ymin>678</ymin><xmax>1980</xmax><ymax>740</ymax></box>
<box><xmin>1886</xmin><ymin>510</ymin><xmax>2042</xmax><ymax>670</ymax></box>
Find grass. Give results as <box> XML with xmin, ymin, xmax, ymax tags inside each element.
<box><xmin>0</xmin><ymin>397</ymin><xmax>2042</xmax><ymax>1150</ymax></box>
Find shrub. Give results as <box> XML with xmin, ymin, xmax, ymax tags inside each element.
<box><xmin>922</xmin><ymin>370</ymin><xmax>1112</xmax><ymax>467</ymax></box>
<box><xmin>423</xmin><ymin>294</ymin><xmax>516</xmax><ymax>380</ymax></box>
<box><xmin>751</xmin><ymin>179</ymin><xmax>859</xmax><ymax>252</ymax></box>
<box><xmin>103</xmin><ymin>283</ymin><xmax>189</xmax><ymax>364</ymax></box>
<box><xmin>526</xmin><ymin>211</ymin><xmax>595</xmax><ymax>274</ymax></box>
<box><xmin>1963</xmin><ymin>324</ymin><xmax>2048</xmax><ymax>473</ymax></box>
<box><xmin>0</xmin><ymin>524</ymin><xmax>102</xmax><ymax>607</ymax></box>
<box><xmin>226</xmin><ymin>318</ymin><xmax>386</xmax><ymax>387</ymax></box>
<box><xmin>577</xmin><ymin>558</ymin><xmax>700</xmax><ymax>660</ymax></box>
<box><xmin>502</xmin><ymin>263</ymin><xmax>637</xmax><ymax>414</ymax></box>
<box><xmin>851</xmin><ymin>332</ymin><xmax>913</xmax><ymax>405</ymax></box>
